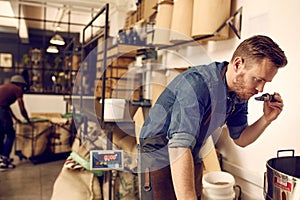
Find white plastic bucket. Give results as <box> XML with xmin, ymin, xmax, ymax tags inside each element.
<box><xmin>202</xmin><ymin>171</ymin><xmax>236</xmax><ymax>200</ymax></box>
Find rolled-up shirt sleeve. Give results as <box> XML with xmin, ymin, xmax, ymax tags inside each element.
<box><xmin>166</xmin><ymin>72</ymin><xmax>209</xmax><ymax>150</ymax></box>
<box><xmin>168</xmin><ymin>132</ymin><xmax>196</xmax><ymax>149</ymax></box>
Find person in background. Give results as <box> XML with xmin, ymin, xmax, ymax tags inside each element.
<box><xmin>138</xmin><ymin>35</ymin><xmax>288</xmax><ymax>200</ymax></box>
<box><xmin>0</xmin><ymin>75</ymin><xmax>31</xmax><ymax>169</ymax></box>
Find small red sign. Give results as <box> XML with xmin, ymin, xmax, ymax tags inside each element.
<box><xmin>274</xmin><ymin>176</ymin><xmax>293</xmax><ymax>192</ymax></box>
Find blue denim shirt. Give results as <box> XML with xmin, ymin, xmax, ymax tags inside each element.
<box><xmin>140</xmin><ymin>62</ymin><xmax>248</xmax><ymax>159</ymax></box>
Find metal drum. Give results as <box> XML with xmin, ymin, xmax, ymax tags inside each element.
<box><xmin>264</xmin><ymin>150</ymin><xmax>300</xmax><ymax>200</ymax></box>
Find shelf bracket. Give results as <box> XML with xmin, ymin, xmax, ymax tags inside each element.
<box><xmin>213</xmin><ymin>7</ymin><xmax>243</xmax><ymax>39</ymax></box>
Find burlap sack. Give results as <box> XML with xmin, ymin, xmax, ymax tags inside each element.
<box><xmin>51</xmin><ymin>167</ymin><xmax>102</xmax><ymax>200</ymax></box>
<box><xmin>16</xmin><ymin>120</ymin><xmax>53</xmax><ymax>158</ymax></box>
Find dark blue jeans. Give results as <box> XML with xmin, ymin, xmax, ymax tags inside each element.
<box><xmin>0</xmin><ymin>107</ymin><xmax>15</xmax><ymax>158</ymax></box>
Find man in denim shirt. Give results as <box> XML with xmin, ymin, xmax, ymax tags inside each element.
<box><xmin>139</xmin><ymin>35</ymin><xmax>288</xmax><ymax>200</ymax></box>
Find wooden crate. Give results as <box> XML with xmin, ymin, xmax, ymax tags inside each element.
<box><xmin>110</xmin><ymin>57</ymin><xmax>135</xmax><ymax>67</ymax></box>
<box><xmin>107</xmin><ymin>67</ymin><xmax>128</xmax><ymax>78</ymax></box>
<box><xmin>94</xmin><ymin>86</ymin><xmax>111</xmax><ymax>98</ymax></box>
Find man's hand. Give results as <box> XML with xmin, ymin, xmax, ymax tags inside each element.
<box><xmin>234</xmin><ymin>93</ymin><xmax>284</xmax><ymax>147</ymax></box>
<box><xmin>263</xmin><ymin>92</ymin><xmax>284</xmax><ymax>123</ymax></box>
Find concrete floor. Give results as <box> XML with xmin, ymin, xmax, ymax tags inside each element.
<box><xmin>0</xmin><ymin>154</ymin><xmax>65</xmax><ymax>200</ymax></box>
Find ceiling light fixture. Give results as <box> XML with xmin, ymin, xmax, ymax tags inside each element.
<box><xmin>50</xmin><ymin>34</ymin><xmax>65</xmax><ymax>45</ymax></box>
<box><xmin>46</xmin><ymin>45</ymin><xmax>59</xmax><ymax>53</ymax></box>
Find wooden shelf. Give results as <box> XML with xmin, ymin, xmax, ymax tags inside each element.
<box><xmin>97</xmin><ymin>44</ymin><xmax>148</xmax><ymax>59</ymax></box>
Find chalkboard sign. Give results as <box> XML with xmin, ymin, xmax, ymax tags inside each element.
<box><xmin>90</xmin><ymin>150</ymin><xmax>123</xmax><ymax>170</ymax></box>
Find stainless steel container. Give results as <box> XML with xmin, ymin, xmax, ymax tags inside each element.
<box><xmin>264</xmin><ymin>150</ymin><xmax>300</xmax><ymax>200</ymax></box>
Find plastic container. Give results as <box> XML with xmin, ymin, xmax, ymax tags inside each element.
<box><xmin>202</xmin><ymin>171</ymin><xmax>236</xmax><ymax>200</ymax></box>
<box><xmin>99</xmin><ymin>98</ymin><xmax>126</xmax><ymax>120</ymax></box>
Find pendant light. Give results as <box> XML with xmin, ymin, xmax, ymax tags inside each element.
<box><xmin>50</xmin><ymin>33</ymin><xmax>65</xmax><ymax>45</ymax></box>
<box><xmin>46</xmin><ymin>45</ymin><xmax>59</xmax><ymax>53</ymax></box>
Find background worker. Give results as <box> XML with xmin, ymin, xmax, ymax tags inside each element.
<box><xmin>138</xmin><ymin>35</ymin><xmax>288</xmax><ymax>200</ymax></box>
<box><xmin>0</xmin><ymin>75</ymin><xmax>31</xmax><ymax>168</ymax></box>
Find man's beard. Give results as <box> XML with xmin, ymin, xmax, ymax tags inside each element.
<box><xmin>232</xmin><ymin>76</ymin><xmax>250</xmax><ymax>101</ymax></box>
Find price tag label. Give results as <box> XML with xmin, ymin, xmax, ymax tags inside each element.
<box><xmin>90</xmin><ymin>150</ymin><xmax>123</xmax><ymax>170</ymax></box>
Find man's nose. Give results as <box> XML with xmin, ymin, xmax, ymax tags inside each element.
<box><xmin>256</xmin><ymin>82</ymin><xmax>266</xmax><ymax>92</ymax></box>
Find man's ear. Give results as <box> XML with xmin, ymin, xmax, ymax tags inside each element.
<box><xmin>232</xmin><ymin>57</ymin><xmax>244</xmax><ymax>72</ymax></box>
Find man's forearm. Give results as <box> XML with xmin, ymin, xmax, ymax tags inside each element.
<box><xmin>234</xmin><ymin>115</ymin><xmax>271</xmax><ymax>147</ymax></box>
<box><xmin>17</xmin><ymin>98</ymin><xmax>30</xmax><ymax>123</ymax></box>
<box><xmin>169</xmin><ymin>147</ymin><xmax>197</xmax><ymax>200</ymax></box>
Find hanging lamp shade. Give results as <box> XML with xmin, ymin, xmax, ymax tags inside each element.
<box><xmin>50</xmin><ymin>34</ymin><xmax>65</xmax><ymax>45</ymax></box>
<box><xmin>46</xmin><ymin>45</ymin><xmax>59</xmax><ymax>53</ymax></box>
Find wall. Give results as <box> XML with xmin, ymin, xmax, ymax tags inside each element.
<box><xmin>160</xmin><ymin>0</ymin><xmax>300</xmax><ymax>199</ymax></box>
<box><xmin>212</xmin><ymin>0</ymin><xmax>300</xmax><ymax>199</ymax></box>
